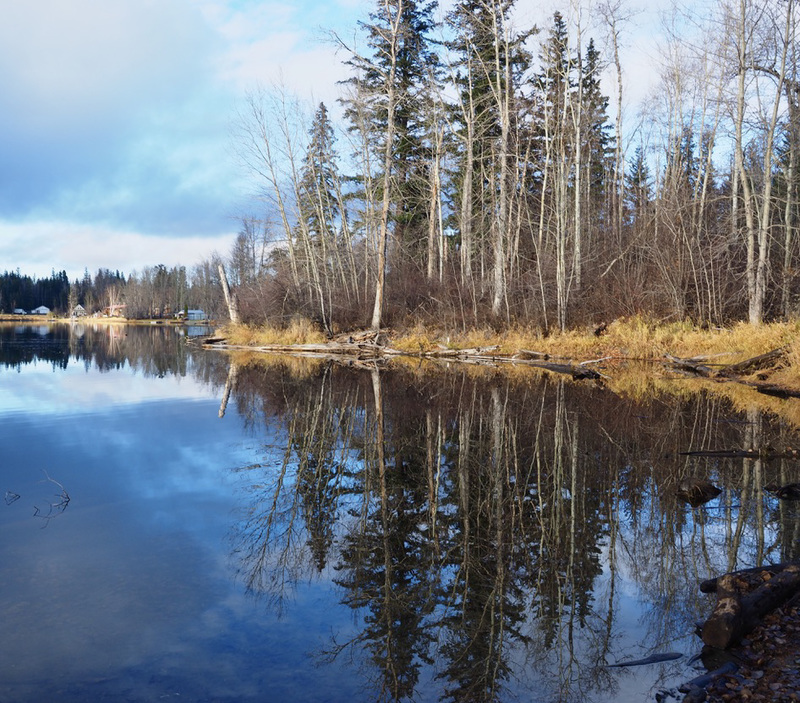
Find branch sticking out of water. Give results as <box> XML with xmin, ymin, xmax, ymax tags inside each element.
<box><xmin>32</xmin><ymin>470</ymin><xmax>70</xmax><ymax>527</ymax></box>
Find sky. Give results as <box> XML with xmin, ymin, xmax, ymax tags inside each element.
<box><xmin>0</xmin><ymin>0</ymin><xmax>667</xmax><ymax>283</ymax></box>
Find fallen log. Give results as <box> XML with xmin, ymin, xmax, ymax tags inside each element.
<box><xmin>701</xmin><ymin>574</ymin><xmax>747</xmax><ymax>649</ymax></box>
<box><xmin>525</xmin><ymin>360</ymin><xmax>602</xmax><ymax>380</ymax></box>
<box><xmin>664</xmin><ymin>354</ymin><xmax>716</xmax><ymax>377</ymax></box>
<box><xmin>680</xmin><ymin>448</ymin><xmax>800</xmax><ymax>461</ymax></box>
<box><xmin>679</xmin><ymin>661</ymin><xmax>739</xmax><ymax>700</ymax></box>
<box><xmin>716</xmin><ymin>347</ymin><xmax>786</xmax><ymax>377</ymax></box>
<box><xmin>751</xmin><ymin>382</ymin><xmax>800</xmax><ymax>399</ymax></box>
<box><xmin>701</xmin><ymin>564</ymin><xmax>800</xmax><ymax>649</ymax></box>
<box><xmin>700</xmin><ymin>562</ymin><xmax>798</xmax><ymax>594</ymax></box>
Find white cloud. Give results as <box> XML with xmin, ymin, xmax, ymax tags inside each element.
<box><xmin>209</xmin><ymin>0</ymin><xmax>352</xmax><ymax>102</ymax></box>
<box><xmin>0</xmin><ymin>0</ymin><xmax>214</xmax><ymax>132</ymax></box>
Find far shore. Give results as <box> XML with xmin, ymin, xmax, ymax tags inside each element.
<box><xmin>0</xmin><ymin>315</ymin><xmax>213</xmax><ymax>326</ymax></box>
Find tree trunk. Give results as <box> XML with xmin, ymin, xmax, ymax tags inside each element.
<box><xmin>370</xmin><ymin>0</ymin><xmax>403</xmax><ymax>331</ymax></box>
<box><xmin>218</xmin><ymin>263</ymin><xmax>240</xmax><ymax>324</ymax></box>
<box><xmin>702</xmin><ymin>565</ymin><xmax>800</xmax><ymax>649</ymax></box>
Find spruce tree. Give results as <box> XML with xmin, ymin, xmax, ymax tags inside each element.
<box><xmin>299</xmin><ymin>102</ymin><xmax>341</xmax><ymax>246</ymax></box>
<box><xmin>580</xmin><ymin>38</ymin><xmax>614</xmax><ymax>219</ymax></box>
<box><xmin>341</xmin><ymin>0</ymin><xmax>440</xmax><ymax>254</ymax></box>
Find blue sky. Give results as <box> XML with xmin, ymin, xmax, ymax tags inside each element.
<box><xmin>0</xmin><ymin>0</ymin><xmax>664</xmax><ymax>283</ymax></box>
<box><xmin>0</xmin><ymin>0</ymin><xmax>366</xmax><ymax>281</ymax></box>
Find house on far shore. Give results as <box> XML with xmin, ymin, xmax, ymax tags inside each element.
<box><xmin>13</xmin><ymin>308</ymin><xmax>26</xmax><ymax>315</ymax></box>
<box><xmin>176</xmin><ymin>309</ymin><xmax>208</xmax><ymax>321</ymax></box>
<box><xmin>71</xmin><ymin>304</ymin><xmax>87</xmax><ymax>318</ymax></box>
<box><xmin>31</xmin><ymin>305</ymin><xmax>50</xmax><ymax>315</ymax></box>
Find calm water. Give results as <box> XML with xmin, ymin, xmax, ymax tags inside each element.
<box><xmin>2</xmin><ymin>323</ymin><xmax>799</xmax><ymax>702</ymax></box>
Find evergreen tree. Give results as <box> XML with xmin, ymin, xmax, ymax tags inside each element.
<box><xmin>580</xmin><ymin>38</ymin><xmax>614</xmax><ymax>218</ymax></box>
<box><xmin>341</xmin><ymin>0</ymin><xmax>440</xmax><ymax>254</ymax></box>
<box><xmin>299</xmin><ymin>102</ymin><xmax>341</xmax><ymax>246</ymax></box>
<box><xmin>624</xmin><ymin>145</ymin><xmax>652</xmax><ymax>226</ymax></box>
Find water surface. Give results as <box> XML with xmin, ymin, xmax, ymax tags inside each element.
<box><xmin>2</xmin><ymin>323</ymin><xmax>799</xmax><ymax>702</ymax></box>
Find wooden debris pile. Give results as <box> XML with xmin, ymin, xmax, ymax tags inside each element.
<box><xmin>202</xmin><ymin>332</ymin><xmax>607</xmax><ymax>380</ymax></box>
<box><xmin>665</xmin><ymin>348</ymin><xmax>800</xmax><ymax>398</ymax></box>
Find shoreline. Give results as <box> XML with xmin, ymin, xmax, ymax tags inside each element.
<box><xmin>208</xmin><ymin>317</ymin><xmax>800</xmax><ymax>391</ymax></box>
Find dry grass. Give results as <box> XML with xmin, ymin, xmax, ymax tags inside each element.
<box><xmin>219</xmin><ymin>315</ymin><xmax>800</xmax><ymax>361</ymax></box>
<box><xmin>385</xmin><ymin>316</ymin><xmax>799</xmax><ymax>362</ymax></box>
<box><xmin>219</xmin><ymin>319</ymin><xmax>328</xmax><ymax>347</ymax></box>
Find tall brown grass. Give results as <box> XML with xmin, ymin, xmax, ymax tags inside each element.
<box><xmin>220</xmin><ymin>314</ymin><xmax>800</xmax><ymax>373</ymax></box>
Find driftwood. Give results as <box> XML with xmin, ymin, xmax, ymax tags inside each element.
<box><xmin>524</xmin><ymin>360</ymin><xmax>602</xmax><ymax>380</ymax></box>
<box><xmin>680</xmin><ymin>448</ymin><xmax>800</xmax><ymax>461</ymax></box>
<box><xmin>717</xmin><ymin>347</ymin><xmax>786</xmax><ymax>376</ymax></box>
<box><xmin>701</xmin><ymin>563</ymin><xmax>800</xmax><ymax>649</ymax></box>
<box><xmin>665</xmin><ymin>348</ymin><xmax>796</xmax><ymax>400</ymax></box>
<box><xmin>679</xmin><ymin>661</ymin><xmax>739</xmax><ymax>700</ymax></box>
<box><xmin>700</xmin><ymin>562</ymin><xmax>798</xmax><ymax>594</ymax></box>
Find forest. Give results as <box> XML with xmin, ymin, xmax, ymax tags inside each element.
<box><xmin>227</xmin><ymin>0</ymin><xmax>800</xmax><ymax>334</ymax></box>
<box><xmin>6</xmin><ymin>0</ymin><xmax>799</xmax><ymax>334</ymax></box>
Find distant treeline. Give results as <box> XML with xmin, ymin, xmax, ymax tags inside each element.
<box><xmin>0</xmin><ymin>270</ymin><xmax>70</xmax><ymax>313</ymax></box>
<box><xmin>1</xmin><ymin>264</ymin><xmax>226</xmax><ymax>320</ymax></box>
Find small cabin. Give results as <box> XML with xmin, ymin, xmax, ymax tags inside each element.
<box><xmin>31</xmin><ymin>305</ymin><xmax>50</xmax><ymax>315</ymax></box>
<box><xmin>13</xmin><ymin>308</ymin><xmax>26</xmax><ymax>315</ymax></box>
<box><xmin>71</xmin><ymin>304</ymin><xmax>87</xmax><ymax>318</ymax></box>
<box><xmin>176</xmin><ymin>309</ymin><xmax>207</xmax><ymax>321</ymax></box>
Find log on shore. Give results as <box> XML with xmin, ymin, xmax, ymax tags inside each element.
<box><xmin>665</xmin><ymin>348</ymin><xmax>789</xmax><ymax>384</ymax></box>
<box><xmin>664</xmin><ymin>354</ymin><xmax>717</xmax><ymax>377</ymax></box>
<box><xmin>701</xmin><ymin>564</ymin><xmax>800</xmax><ymax>649</ymax></box>
<box><xmin>700</xmin><ymin>563</ymin><xmax>799</xmax><ymax>594</ymax></box>
<box><xmin>716</xmin><ymin>348</ymin><xmax>787</xmax><ymax>376</ymax></box>
<box><xmin>524</xmin><ymin>360</ymin><xmax>602</xmax><ymax>380</ymax></box>
<box><xmin>751</xmin><ymin>382</ymin><xmax>800</xmax><ymax>399</ymax></box>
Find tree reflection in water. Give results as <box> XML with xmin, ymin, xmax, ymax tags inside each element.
<box><xmin>225</xmin><ymin>356</ymin><xmax>800</xmax><ymax>702</ymax></box>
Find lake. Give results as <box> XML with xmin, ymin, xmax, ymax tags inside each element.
<box><xmin>1</xmin><ymin>323</ymin><xmax>798</xmax><ymax>702</ymax></box>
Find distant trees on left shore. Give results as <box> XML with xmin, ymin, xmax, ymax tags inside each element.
<box><xmin>0</xmin><ymin>263</ymin><xmax>226</xmax><ymax>319</ymax></box>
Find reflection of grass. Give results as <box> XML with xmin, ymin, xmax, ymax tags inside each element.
<box><xmin>228</xmin><ymin>350</ymin><xmax>326</xmax><ymax>378</ymax></box>
<box><xmin>218</xmin><ymin>315</ymin><xmax>800</xmax><ymax>427</ymax></box>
